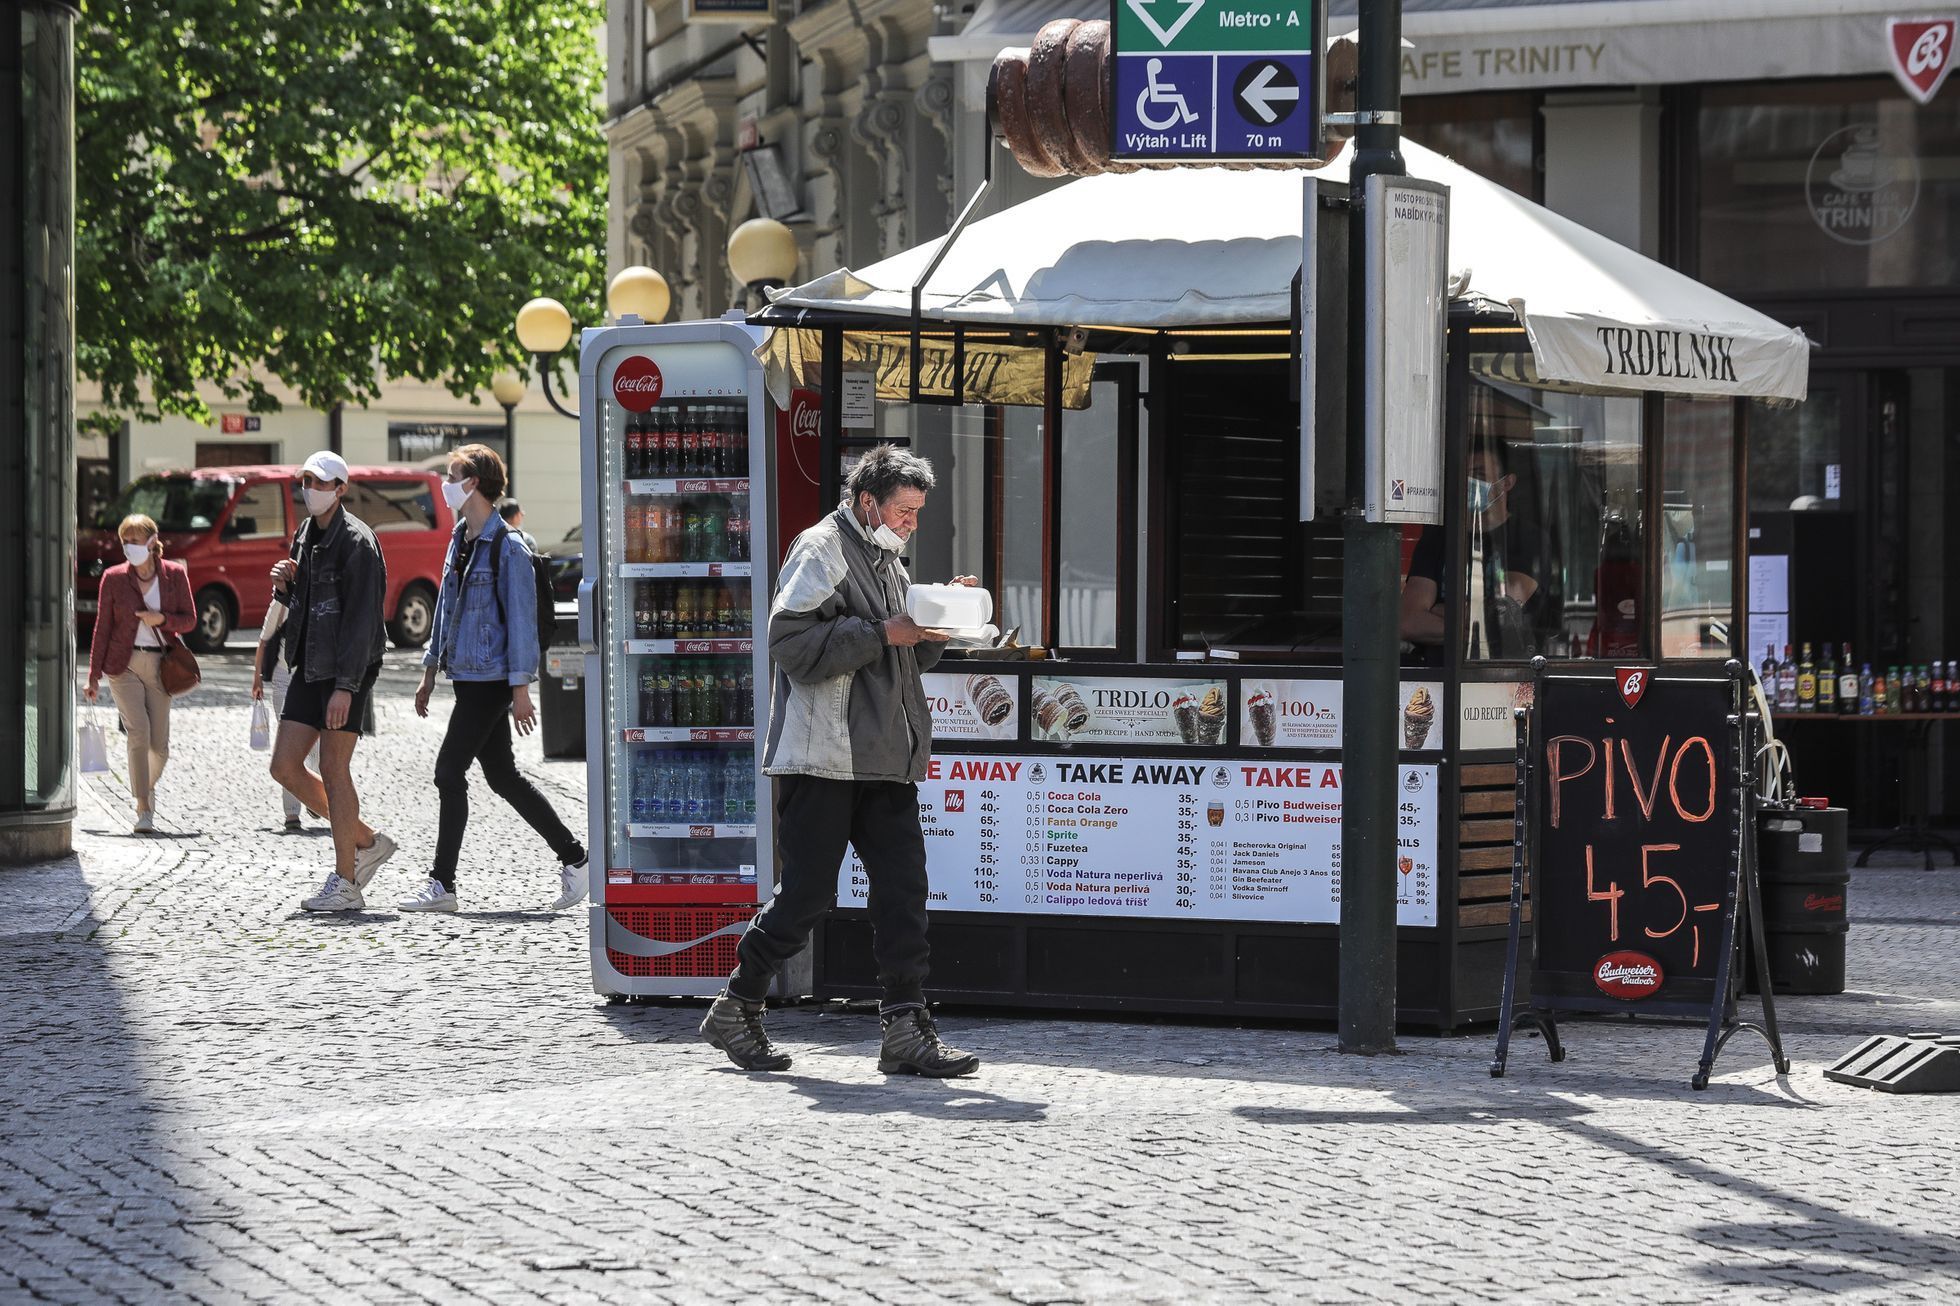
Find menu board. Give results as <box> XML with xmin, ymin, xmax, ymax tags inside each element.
<box><xmin>922</xmin><ymin>671</ymin><xmax>1018</xmax><ymax>741</ymax></box>
<box><xmin>842</xmin><ymin>753</ymin><xmax>1438</xmax><ymax>926</ymax></box>
<box><xmin>1031</xmin><ymin>676</ymin><xmax>1229</xmax><ymax>746</ymax></box>
<box><xmin>1240</xmin><ymin>678</ymin><xmax>1445</xmax><ymax>751</ymax></box>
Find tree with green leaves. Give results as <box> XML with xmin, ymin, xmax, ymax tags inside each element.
<box><xmin>77</xmin><ymin>0</ymin><xmax>606</xmax><ymax>428</ymax></box>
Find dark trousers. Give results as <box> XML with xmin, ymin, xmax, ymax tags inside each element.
<box><xmin>432</xmin><ymin>680</ymin><xmax>583</xmax><ymax>888</ymax></box>
<box><xmin>729</xmin><ymin>775</ymin><xmax>930</xmax><ymax>1009</ymax></box>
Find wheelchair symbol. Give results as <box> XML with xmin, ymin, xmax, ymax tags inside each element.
<box><xmin>1135</xmin><ymin>58</ymin><xmax>1199</xmax><ymax>131</ymax></box>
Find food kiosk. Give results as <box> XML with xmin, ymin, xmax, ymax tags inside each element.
<box><xmin>580</xmin><ymin>139</ymin><xmax>1810</xmax><ymax>1028</ymax></box>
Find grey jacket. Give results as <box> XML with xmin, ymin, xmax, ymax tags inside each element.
<box><xmin>281</xmin><ymin>507</ymin><xmax>388</xmax><ymax>691</ymax></box>
<box><xmin>763</xmin><ymin>507</ymin><xmax>943</xmax><ymax>782</ymax></box>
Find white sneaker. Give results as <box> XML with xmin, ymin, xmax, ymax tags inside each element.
<box><xmin>351</xmin><ymin>831</ymin><xmax>397</xmax><ymax>889</ymax></box>
<box><xmin>552</xmin><ymin>857</ymin><xmax>589</xmax><ymax>911</ymax></box>
<box><xmin>301</xmin><ymin>872</ymin><xmax>364</xmax><ymax>912</ymax></box>
<box><xmin>133</xmin><ymin>811</ymin><xmax>155</xmax><ymax>834</ymax></box>
<box><xmin>397</xmin><ymin>879</ymin><xmax>459</xmax><ymax>913</ymax></box>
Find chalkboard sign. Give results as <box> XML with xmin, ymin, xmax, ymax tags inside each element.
<box><xmin>1528</xmin><ymin>670</ymin><xmax>1740</xmax><ymax>1015</ymax></box>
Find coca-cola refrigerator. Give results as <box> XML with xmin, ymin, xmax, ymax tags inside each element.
<box><xmin>577</xmin><ymin>318</ymin><xmax>776</xmax><ymax>999</ymax></box>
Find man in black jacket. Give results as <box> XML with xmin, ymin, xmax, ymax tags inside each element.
<box><xmin>268</xmin><ymin>451</ymin><xmax>398</xmax><ymax>912</ymax></box>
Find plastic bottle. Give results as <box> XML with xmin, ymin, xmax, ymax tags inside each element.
<box><xmin>718</xmin><ymin>660</ymin><xmax>739</xmax><ymax>726</ymax></box>
<box><xmin>704</xmin><ymin>498</ymin><xmax>728</xmax><ymax>563</ymax></box>
<box><xmin>681</xmin><ymin>752</ymin><xmax>707</xmax><ymax>823</ymax></box>
<box><xmin>721</xmin><ymin>751</ymin><xmax>743</xmax><ymax>822</ymax></box>
<box><xmin>629</xmin><ymin>752</ymin><xmax>649</xmax><ymax>822</ymax></box>
<box><xmin>1859</xmin><ymin>664</ymin><xmax>1875</xmax><ymax>715</ymax></box>
<box><xmin>738</xmin><ymin>665</ymin><xmax>755</xmax><ymax>726</ymax></box>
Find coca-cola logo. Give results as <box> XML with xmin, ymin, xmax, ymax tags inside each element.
<box><xmin>612</xmin><ymin>356</ymin><xmax>664</xmax><ymax>412</ymax></box>
<box><xmin>1594</xmin><ymin>950</ymin><xmax>1663</xmax><ymax>1000</ymax></box>
<box><xmin>1616</xmin><ymin>667</ymin><xmax>1649</xmax><ymax>710</ymax></box>
<box><xmin>789</xmin><ymin>387</ymin><xmax>821</xmax><ymax>440</ymax></box>
<box><xmin>1803</xmin><ymin>892</ymin><xmax>1844</xmax><ymax>914</ymax></box>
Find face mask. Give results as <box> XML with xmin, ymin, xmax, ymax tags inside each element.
<box><xmin>303</xmin><ymin>486</ymin><xmax>340</xmax><ymax>518</ymax></box>
<box><xmin>122</xmin><ymin>541</ymin><xmax>153</xmax><ymax>566</ymax></box>
<box><xmin>866</xmin><ymin>502</ymin><xmax>907</xmax><ymax>553</ymax></box>
<box><xmin>441</xmin><ymin>478</ymin><xmax>475</xmax><ymax>512</ymax></box>
<box><xmin>1467</xmin><ymin>477</ymin><xmax>1495</xmax><ymax>514</ymax></box>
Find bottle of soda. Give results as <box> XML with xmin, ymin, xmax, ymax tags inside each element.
<box><xmin>1885</xmin><ymin>666</ymin><xmax>1901</xmax><ymax>713</ymax></box>
<box><xmin>727</xmin><ymin>493</ymin><xmax>749</xmax><ymax>562</ymax></box>
<box><xmin>704</xmin><ymin>498</ymin><xmax>728</xmax><ymax>563</ymax></box>
<box><xmin>738</xmin><ymin>664</ymin><xmax>755</xmax><ymax>726</ymax></box>
<box><xmin>633</xmin><ymin>582</ymin><xmax>653</xmax><ymax>640</ymax></box>
<box><xmin>649</xmin><ymin>663</ymin><xmax>674</xmax><ymax>728</ymax></box>
<box><xmin>729</xmin><ymin>405</ymin><xmax>748</xmax><ymax>478</ymax></box>
<box><xmin>1947</xmin><ymin>660</ymin><xmax>1958</xmax><ymax>712</ymax></box>
<box><xmin>718</xmin><ymin>660</ymin><xmax>739</xmax><ymax>726</ymax></box>
<box><xmin>1920</xmin><ymin>664</ymin><xmax>1935</xmax><ymax>713</ymax></box>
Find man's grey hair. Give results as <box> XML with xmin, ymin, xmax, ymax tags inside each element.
<box><xmin>844</xmin><ymin>444</ymin><xmax>936</xmax><ymax>505</ymax></box>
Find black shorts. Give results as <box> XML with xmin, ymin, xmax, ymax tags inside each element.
<box><xmin>280</xmin><ymin>663</ymin><xmax>381</xmax><ymax>736</ymax></box>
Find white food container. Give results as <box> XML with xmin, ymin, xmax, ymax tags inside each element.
<box><xmin>906</xmin><ymin>583</ymin><xmax>993</xmax><ymax>630</ymax></box>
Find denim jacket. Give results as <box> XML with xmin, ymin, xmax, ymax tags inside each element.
<box><xmin>424</xmin><ymin>512</ymin><xmax>539</xmax><ymax>685</ymax></box>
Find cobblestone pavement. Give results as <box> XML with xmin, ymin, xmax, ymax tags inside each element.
<box><xmin>3</xmin><ymin>652</ymin><xmax>1958</xmax><ymax>1303</ymax></box>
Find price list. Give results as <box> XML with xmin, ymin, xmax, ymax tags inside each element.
<box><xmin>840</xmin><ymin>754</ymin><xmax>1438</xmax><ymax>927</ymax></box>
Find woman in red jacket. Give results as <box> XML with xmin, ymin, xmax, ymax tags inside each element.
<box><xmin>85</xmin><ymin>513</ymin><xmax>196</xmax><ymax>832</ymax></box>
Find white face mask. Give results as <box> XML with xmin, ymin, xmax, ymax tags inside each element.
<box><xmin>122</xmin><ymin>541</ymin><xmax>153</xmax><ymax>566</ymax></box>
<box><xmin>865</xmin><ymin>500</ymin><xmax>907</xmax><ymax>552</ymax></box>
<box><xmin>441</xmin><ymin>478</ymin><xmax>475</xmax><ymax>512</ymax></box>
<box><xmin>303</xmin><ymin>485</ymin><xmax>340</xmax><ymax>518</ymax></box>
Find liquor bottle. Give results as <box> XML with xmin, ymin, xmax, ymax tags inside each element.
<box><xmin>1760</xmin><ymin>643</ymin><xmax>1779</xmax><ymax>695</ymax></box>
<box><xmin>1837</xmin><ymin>645</ymin><xmax>1858</xmax><ymax>716</ymax></box>
<box><xmin>1818</xmin><ymin>649</ymin><xmax>1837</xmax><ymax>712</ymax></box>
<box><xmin>1859</xmin><ymin>664</ymin><xmax>1875</xmax><ymax>715</ymax></box>
<box><xmin>1796</xmin><ymin>643</ymin><xmax>1817</xmax><ymax>712</ymax></box>
<box><xmin>1777</xmin><ymin>645</ymin><xmax>1797</xmax><ymax>711</ymax></box>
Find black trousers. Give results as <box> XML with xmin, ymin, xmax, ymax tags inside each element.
<box><xmin>432</xmin><ymin>680</ymin><xmax>583</xmax><ymax>888</ymax></box>
<box><xmin>729</xmin><ymin>775</ymin><xmax>930</xmax><ymax>1009</ymax></box>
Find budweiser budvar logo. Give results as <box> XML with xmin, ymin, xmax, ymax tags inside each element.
<box><xmin>612</xmin><ymin>356</ymin><xmax>664</xmax><ymax>412</ymax></box>
<box><xmin>1804</xmin><ymin>892</ymin><xmax>1844</xmax><ymax>914</ymax></box>
<box><xmin>1594</xmin><ymin>950</ymin><xmax>1663</xmax><ymax>1000</ymax></box>
<box><xmin>1889</xmin><ymin>18</ymin><xmax>1956</xmax><ymax>104</ymax></box>
<box><xmin>1616</xmin><ymin>667</ymin><xmax>1649</xmax><ymax>710</ymax></box>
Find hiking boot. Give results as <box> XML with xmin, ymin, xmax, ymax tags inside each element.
<box><xmin>878</xmin><ymin>1008</ymin><xmax>979</xmax><ymax>1078</ymax></box>
<box><xmin>700</xmin><ymin>993</ymin><xmax>791</xmax><ymax>1072</ymax></box>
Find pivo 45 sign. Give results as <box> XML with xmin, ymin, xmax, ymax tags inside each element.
<box><xmin>1494</xmin><ymin>664</ymin><xmax>1789</xmax><ymax>1089</ymax></box>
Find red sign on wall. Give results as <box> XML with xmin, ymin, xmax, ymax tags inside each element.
<box><xmin>1889</xmin><ymin>18</ymin><xmax>1956</xmax><ymax>104</ymax></box>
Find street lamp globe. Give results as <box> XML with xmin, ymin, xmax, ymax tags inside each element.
<box><xmin>490</xmin><ymin>373</ymin><xmax>527</xmax><ymax>408</ymax></box>
<box><xmin>515</xmin><ymin>297</ymin><xmax>574</xmax><ymax>354</ymax></box>
<box><xmin>608</xmin><ymin>266</ymin><xmax>670</xmax><ymax>323</ymax></box>
<box><xmin>727</xmin><ymin>218</ymin><xmax>798</xmax><ymax>290</ymax></box>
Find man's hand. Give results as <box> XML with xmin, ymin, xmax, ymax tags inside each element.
<box><xmin>136</xmin><ymin>610</ymin><xmax>166</xmax><ymax>628</ymax></box>
<box><xmin>251</xmin><ymin>664</ymin><xmax>264</xmax><ymax>701</ymax></box>
<box><xmin>950</xmin><ymin>574</ymin><xmax>980</xmax><ymax>587</ymax></box>
<box><xmin>883</xmin><ymin>615</ymin><xmax>950</xmax><ymax>646</ymax></box>
<box><xmin>270</xmin><ymin>558</ymin><xmax>297</xmax><ymax>585</ymax></box>
<box><xmin>414</xmin><ymin>669</ymin><xmax>436</xmax><ymax>718</ymax></box>
<box><xmin>512</xmin><ymin>684</ymin><xmax>537</xmax><ymax>736</ymax></box>
<box><xmin>325</xmin><ymin>689</ymin><xmax>352</xmax><ymax>731</ymax></box>
<box><xmin>84</xmin><ymin>679</ymin><xmax>99</xmax><ymax>704</ymax></box>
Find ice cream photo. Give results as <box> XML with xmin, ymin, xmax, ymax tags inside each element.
<box><xmin>1197</xmin><ymin>686</ymin><xmax>1227</xmax><ymax>745</ymax></box>
<box><xmin>1402</xmin><ymin>686</ymin><xmax>1437</xmax><ymax>749</ymax></box>
<box><xmin>1247</xmin><ymin>685</ymin><xmax>1277</xmax><ymax>747</ymax></box>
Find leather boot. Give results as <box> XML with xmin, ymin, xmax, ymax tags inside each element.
<box><xmin>878</xmin><ymin>1007</ymin><xmax>979</xmax><ymax>1078</ymax></box>
<box><xmin>700</xmin><ymin>993</ymin><xmax>792</xmax><ymax>1071</ymax></box>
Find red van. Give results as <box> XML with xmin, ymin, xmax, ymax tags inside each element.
<box><xmin>78</xmin><ymin>465</ymin><xmax>455</xmax><ymax>653</ymax></box>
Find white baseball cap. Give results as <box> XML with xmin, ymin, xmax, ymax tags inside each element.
<box><xmin>300</xmin><ymin>450</ymin><xmax>350</xmax><ymax>484</ymax></box>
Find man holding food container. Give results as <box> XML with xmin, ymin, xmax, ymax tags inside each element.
<box><xmin>701</xmin><ymin>444</ymin><xmax>985</xmax><ymax>1078</ymax></box>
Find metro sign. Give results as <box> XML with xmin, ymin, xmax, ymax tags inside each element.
<box><xmin>1111</xmin><ymin>0</ymin><xmax>1321</xmax><ymax>162</ymax></box>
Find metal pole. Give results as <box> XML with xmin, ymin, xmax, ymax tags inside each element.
<box><xmin>503</xmin><ymin>401</ymin><xmax>518</xmax><ymax>494</ymax></box>
<box><xmin>1339</xmin><ymin>0</ymin><xmax>1406</xmax><ymax>1055</ymax></box>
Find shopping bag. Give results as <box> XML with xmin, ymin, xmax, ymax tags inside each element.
<box><xmin>79</xmin><ymin>706</ymin><xmax>111</xmax><ymax>774</ymax></box>
<box><xmin>249</xmin><ymin>698</ymin><xmax>272</xmax><ymax>751</ymax></box>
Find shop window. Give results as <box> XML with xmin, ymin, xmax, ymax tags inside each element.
<box><xmin>1747</xmin><ymin>391</ymin><xmax>1846</xmax><ymax>513</ymax></box>
<box><xmin>996</xmin><ymin>406</ymin><xmax>1046</xmax><ymax>643</ymax></box>
<box><xmin>1059</xmin><ymin>379</ymin><xmax>1121</xmax><ymax>650</ymax></box>
<box><xmin>1447</xmin><ymin>366</ymin><xmax>1645</xmax><ymax>662</ymax></box>
<box><xmin>1696</xmin><ymin>77</ymin><xmax>1960</xmax><ymax>292</ymax></box>
<box><xmin>389</xmin><ymin>423</ymin><xmax>506</xmax><ymax>468</ymax></box>
<box><xmin>1405</xmin><ymin>91</ymin><xmax>1542</xmax><ymax>201</ymax></box>
<box><xmin>878</xmin><ymin>404</ymin><xmax>989</xmax><ymax>600</ymax></box>
<box><xmin>1660</xmin><ymin>399</ymin><xmax>1736</xmax><ymax>659</ymax></box>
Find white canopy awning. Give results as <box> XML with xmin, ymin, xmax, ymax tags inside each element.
<box><xmin>767</xmin><ymin>138</ymin><xmax>1810</xmax><ymax>402</ymax></box>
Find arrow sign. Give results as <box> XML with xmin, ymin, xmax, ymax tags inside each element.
<box><xmin>1126</xmin><ymin>0</ymin><xmax>1206</xmax><ymax>48</ymax></box>
<box><xmin>1234</xmin><ymin>61</ymin><xmax>1300</xmax><ymax>125</ymax></box>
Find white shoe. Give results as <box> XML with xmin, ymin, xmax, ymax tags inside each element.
<box><xmin>552</xmin><ymin>857</ymin><xmax>589</xmax><ymax>911</ymax></box>
<box><xmin>301</xmin><ymin>873</ymin><xmax>364</xmax><ymax>912</ymax></box>
<box><xmin>398</xmin><ymin>879</ymin><xmax>459</xmax><ymax>913</ymax></box>
<box><xmin>351</xmin><ymin>831</ymin><xmax>397</xmax><ymax>889</ymax></box>
<box><xmin>133</xmin><ymin>811</ymin><xmax>155</xmax><ymax>834</ymax></box>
